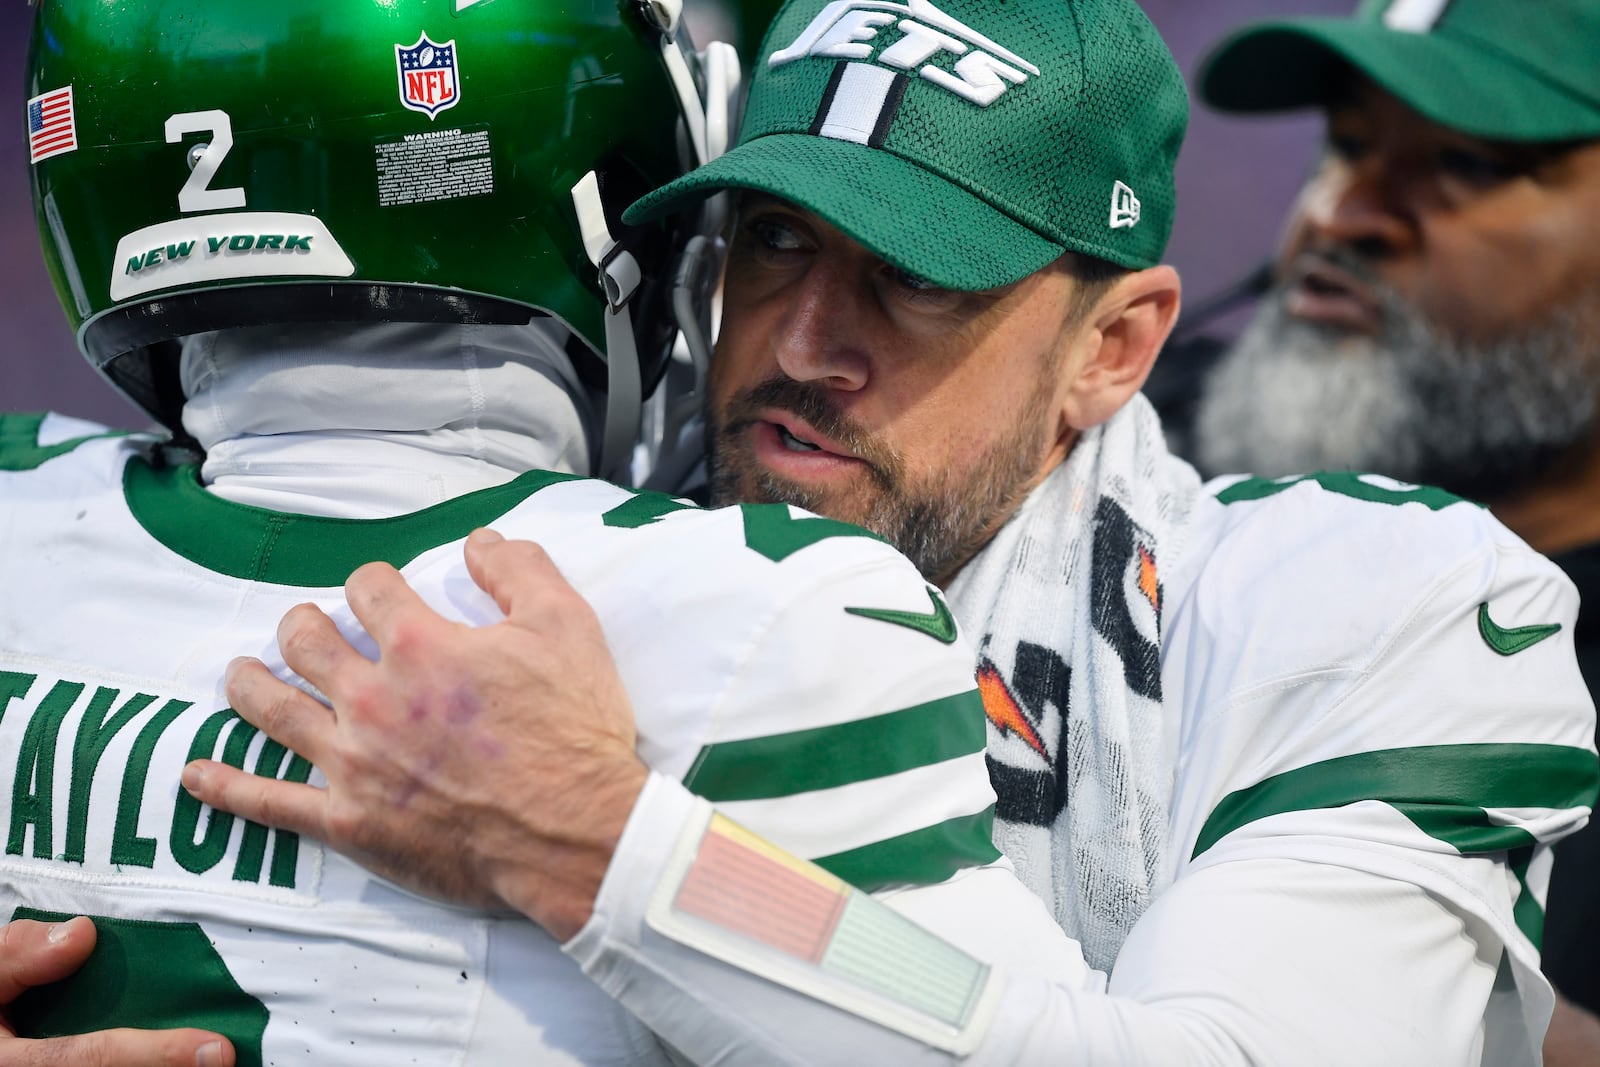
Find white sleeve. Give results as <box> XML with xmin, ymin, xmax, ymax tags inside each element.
<box><xmin>567</xmin><ymin>777</ymin><xmax>1494</xmax><ymax>1066</ymax></box>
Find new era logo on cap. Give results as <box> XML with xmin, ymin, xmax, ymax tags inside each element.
<box><xmin>1384</xmin><ymin>0</ymin><xmax>1453</xmax><ymax>32</ymax></box>
<box><xmin>1110</xmin><ymin>181</ymin><xmax>1140</xmax><ymax>229</ymax></box>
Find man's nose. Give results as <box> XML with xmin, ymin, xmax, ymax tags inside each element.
<box><xmin>771</xmin><ymin>259</ymin><xmax>871</xmax><ymax>391</ymax></box>
<box><xmin>1300</xmin><ymin>156</ymin><xmax>1417</xmax><ymax>261</ymax></box>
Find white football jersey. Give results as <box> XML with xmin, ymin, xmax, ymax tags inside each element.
<box><xmin>560</xmin><ymin>470</ymin><xmax>1599</xmax><ymax>1067</ymax></box>
<box><xmin>6</xmin><ymin>413</ymin><xmax>1591</xmax><ymax>1066</ymax></box>
<box><xmin>0</xmin><ymin>412</ymin><xmax>1046</xmax><ymax>1065</ymax></box>
<box><xmin>1149</xmin><ymin>472</ymin><xmax>1597</xmax><ymax>1063</ymax></box>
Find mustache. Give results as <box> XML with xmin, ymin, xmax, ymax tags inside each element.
<box><xmin>1278</xmin><ymin>245</ymin><xmax>1409</xmax><ymax>321</ymax></box>
<box><xmin>718</xmin><ymin>377</ymin><xmax>901</xmax><ymax>486</ymax></box>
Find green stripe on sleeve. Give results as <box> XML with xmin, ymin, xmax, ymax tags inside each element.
<box><xmin>686</xmin><ymin>690</ymin><xmax>989</xmax><ymax>802</ymax></box>
<box><xmin>1391</xmin><ymin>803</ymin><xmax>1546</xmax><ymax>947</ymax></box>
<box><xmin>1508</xmin><ymin>846</ymin><xmax>1542</xmax><ymax>948</ymax></box>
<box><xmin>1193</xmin><ymin>743</ymin><xmax>1598</xmax><ymax>861</ymax></box>
<box><xmin>1192</xmin><ymin>744</ymin><xmax>1597</xmax><ymax>950</ymax></box>
<box><xmin>814</xmin><ymin>807</ymin><xmax>1003</xmax><ymax>893</ymax></box>
<box><xmin>1389</xmin><ymin>803</ymin><xmax>1536</xmax><ymax>856</ymax></box>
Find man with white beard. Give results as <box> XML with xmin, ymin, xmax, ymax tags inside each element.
<box><xmin>1195</xmin><ymin>256</ymin><xmax>1600</xmax><ymax>510</ymax></box>
<box><xmin>1190</xmin><ymin>1</ymin><xmax>1600</xmax><ymax>1059</ymax></box>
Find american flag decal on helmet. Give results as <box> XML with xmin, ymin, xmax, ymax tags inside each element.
<box><xmin>27</xmin><ymin>86</ymin><xmax>76</xmax><ymax>164</ymax></box>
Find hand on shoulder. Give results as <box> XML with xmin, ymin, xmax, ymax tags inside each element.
<box><xmin>185</xmin><ymin>528</ymin><xmax>649</xmax><ymax>941</ymax></box>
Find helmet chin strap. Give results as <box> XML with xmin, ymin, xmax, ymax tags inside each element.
<box><xmin>636</xmin><ymin>38</ymin><xmax>741</xmax><ymax>493</ymax></box>
<box><xmin>639</xmin><ymin>233</ymin><xmax>721</xmax><ymax>494</ymax></box>
<box><xmin>572</xmin><ymin>6</ymin><xmax>743</xmax><ymax>487</ymax></box>
<box><xmin>571</xmin><ymin>170</ymin><xmax>645</xmax><ymax>486</ymax></box>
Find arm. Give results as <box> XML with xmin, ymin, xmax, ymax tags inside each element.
<box><xmin>560</xmin><ymin>777</ymin><xmax>1504</xmax><ymax>1066</ymax></box>
<box><xmin>188</xmin><ymin>529</ymin><xmax>1588</xmax><ymax>1065</ymax></box>
<box><xmin>0</xmin><ymin>917</ymin><xmax>234</xmax><ymax>1067</ymax></box>
<box><xmin>565</xmin><ymin>497</ymin><xmax>1584</xmax><ymax>1066</ymax></box>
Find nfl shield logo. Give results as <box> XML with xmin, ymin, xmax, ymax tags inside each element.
<box><xmin>396</xmin><ymin>34</ymin><xmax>460</xmax><ymax>119</ymax></box>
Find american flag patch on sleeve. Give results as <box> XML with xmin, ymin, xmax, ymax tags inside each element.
<box><xmin>27</xmin><ymin>86</ymin><xmax>76</xmax><ymax>164</ymax></box>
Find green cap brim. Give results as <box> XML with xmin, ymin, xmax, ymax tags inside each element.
<box><xmin>1200</xmin><ymin>19</ymin><xmax>1600</xmax><ymax>142</ymax></box>
<box><xmin>623</xmin><ymin>133</ymin><xmax>1064</xmax><ymax>292</ymax></box>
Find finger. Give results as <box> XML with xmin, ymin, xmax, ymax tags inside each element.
<box><xmin>181</xmin><ymin>760</ymin><xmax>326</xmax><ymax>840</ymax></box>
<box><xmin>223</xmin><ymin>658</ymin><xmax>333</xmax><ymax>766</ymax></box>
<box><xmin>2</xmin><ymin>1028</ymin><xmax>233</xmax><ymax>1067</ymax></box>
<box><xmin>462</xmin><ymin>531</ymin><xmax>568</xmax><ymax>627</ymax></box>
<box><xmin>343</xmin><ymin>561</ymin><xmax>452</xmax><ymax>654</ymax></box>
<box><xmin>274</xmin><ymin>603</ymin><xmax>373</xmax><ymax>706</ymax></box>
<box><xmin>0</xmin><ymin>917</ymin><xmax>95</xmax><ymax>1003</ymax></box>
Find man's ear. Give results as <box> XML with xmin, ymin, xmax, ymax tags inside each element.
<box><xmin>1059</xmin><ymin>265</ymin><xmax>1181</xmax><ymax>431</ymax></box>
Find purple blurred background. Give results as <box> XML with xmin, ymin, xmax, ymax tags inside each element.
<box><xmin>0</xmin><ymin>0</ymin><xmax>1346</xmax><ymax>428</ymax></box>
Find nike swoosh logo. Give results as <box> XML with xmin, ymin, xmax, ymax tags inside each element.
<box><xmin>1478</xmin><ymin>602</ymin><xmax>1562</xmax><ymax>656</ymax></box>
<box><xmin>846</xmin><ymin>587</ymin><xmax>958</xmax><ymax>644</ymax></box>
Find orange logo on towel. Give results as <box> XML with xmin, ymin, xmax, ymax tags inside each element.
<box><xmin>1137</xmin><ymin>546</ymin><xmax>1159</xmax><ymax>614</ymax></box>
<box><xmin>977</xmin><ymin>661</ymin><xmax>1047</xmax><ymax>759</ymax></box>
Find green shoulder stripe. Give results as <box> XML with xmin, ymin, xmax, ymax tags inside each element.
<box><xmin>815</xmin><ymin>807</ymin><xmax>1002</xmax><ymax>892</ymax></box>
<box><xmin>601</xmin><ymin>491</ymin><xmax>697</xmax><ymax>529</ymax></box>
<box><xmin>740</xmin><ymin>503</ymin><xmax>886</xmax><ymax>563</ymax></box>
<box><xmin>0</xmin><ymin>412</ymin><xmax>130</xmax><ymax>472</ymax></box>
<box><xmin>125</xmin><ymin>458</ymin><xmax>582</xmax><ymax>587</ymax></box>
<box><xmin>1193</xmin><ymin>743</ymin><xmax>1600</xmax><ymax>946</ymax></box>
<box><xmin>1215</xmin><ymin>471</ymin><xmax>1474</xmax><ymax>512</ymax></box>
<box><xmin>686</xmin><ymin>690</ymin><xmax>988</xmax><ymax>803</ymax></box>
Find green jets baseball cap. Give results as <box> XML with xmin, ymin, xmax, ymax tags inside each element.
<box><xmin>1201</xmin><ymin>0</ymin><xmax>1600</xmax><ymax>143</ymax></box>
<box><xmin>625</xmin><ymin>0</ymin><xmax>1189</xmax><ymax>291</ymax></box>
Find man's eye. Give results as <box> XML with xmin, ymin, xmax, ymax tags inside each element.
<box><xmin>747</xmin><ymin>217</ymin><xmax>805</xmax><ymax>252</ymax></box>
<box><xmin>1437</xmin><ymin>147</ymin><xmax>1517</xmax><ymax>185</ymax></box>
<box><xmin>882</xmin><ymin>265</ymin><xmax>968</xmax><ymax>314</ymax></box>
<box><xmin>1326</xmin><ymin>133</ymin><xmax>1368</xmax><ymax>162</ymax></box>
<box><xmin>891</xmin><ymin>267</ymin><xmax>941</xmax><ymax>293</ymax></box>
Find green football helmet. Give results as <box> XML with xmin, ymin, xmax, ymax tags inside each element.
<box><xmin>27</xmin><ymin>0</ymin><xmax>739</xmax><ymax>479</ymax></box>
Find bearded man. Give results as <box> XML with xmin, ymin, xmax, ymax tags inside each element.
<box><xmin>1190</xmin><ymin>0</ymin><xmax>1600</xmax><ymax>1055</ymax></box>
<box><xmin>19</xmin><ymin>0</ymin><xmax>1595</xmax><ymax>1064</ymax></box>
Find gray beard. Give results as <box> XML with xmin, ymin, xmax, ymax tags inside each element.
<box><xmin>1192</xmin><ymin>285</ymin><xmax>1600</xmax><ymax>503</ymax></box>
